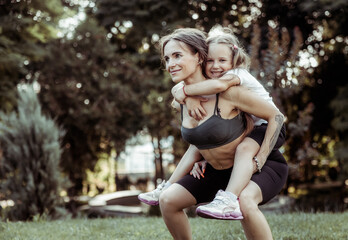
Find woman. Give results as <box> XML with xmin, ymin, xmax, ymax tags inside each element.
<box><xmin>158</xmin><ymin>28</ymin><xmax>288</xmax><ymax>240</ymax></box>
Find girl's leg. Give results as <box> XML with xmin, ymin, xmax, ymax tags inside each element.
<box><xmin>225</xmin><ymin>137</ymin><xmax>259</xmax><ymax>196</ymax></box>
<box><xmin>159</xmin><ymin>183</ymin><xmax>197</xmax><ymax>240</ymax></box>
<box><xmin>195</xmin><ymin>138</ymin><xmax>259</xmax><ymax>220</ymax></box>
<box><xmin>239</xmin><ymin>181</ymin><xmax>273</xmax><ymax>240</ymax></box>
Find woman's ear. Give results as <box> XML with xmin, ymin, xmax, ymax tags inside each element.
<box><xmin>194</xmin><ymin>52</ymin><xmax>201</xmax><ymax>64</ymax></box>
<box><xmin>196</xmin><ymin>54</ymin><xmax>203</xmax><ymax>65</ymax></box>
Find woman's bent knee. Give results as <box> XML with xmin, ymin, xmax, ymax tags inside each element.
<box><xmin>159</xmin><ymin>188</ymin><xmax>186</xmax><ymax>212</ymax></box>
<box><xmin>239</xmin><ymin>190</ymin><xmax>260</xmax><ymax>217</ymax></box>
<box><xmin>159</xmin><ymin>190</ymin><xmax>173</xmax><ymax>210</ymax></box>
<box><xmin>160</xmin><ymin>183</ymin><xmax>197</xmax><ymax>214</ymax></box>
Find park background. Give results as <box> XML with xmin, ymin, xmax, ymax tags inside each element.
<box><xmin>0</xmin><ymin>0</ymin><xmax>347</xmax><ymax>228</ymax></box>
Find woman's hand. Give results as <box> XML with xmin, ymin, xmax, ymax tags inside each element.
<box><xmin>186</xmin><ymin>97</ymin><xmax>208</xmax><ymax>121</ymax></box>
<box><xmin>190</xmin><ymin>160</ymin><xmax>207</xmax><ymax>179</ymax></box>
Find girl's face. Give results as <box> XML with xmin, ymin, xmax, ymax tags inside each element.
<box><xmin>163</xmin><ymin>40</ymin><xmax>200</xmax><ymax>83</ymax></box>
<box><xmin>205</xmin><ymin>43</ymin><xmax>233</xmax><ymax>78</ymax></box>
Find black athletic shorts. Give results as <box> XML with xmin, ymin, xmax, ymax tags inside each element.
<box><xmin>248</xmin><ymin>123</ymin><xmax>286</xmax><ymax>153</ymax></box>
<box><xmin>176</xmin><ymin>124</ymin><xmax>288</xmax><ymax>205</ymax></box>
<box><xmin>176</xmin><ymin>150</ymin><xmax>288</xmax><ymax>205</ymax></box>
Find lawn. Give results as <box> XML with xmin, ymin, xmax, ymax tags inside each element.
<box><xmin>1</xmin><ymin>212</ymin><xmax>347</xmax><ymax>240</ymax></box>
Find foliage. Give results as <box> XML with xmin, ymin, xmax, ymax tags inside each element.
<box><xmin>0</xmin><ymin>0</ymin><xmax>347</xmax><ymax>200</ymax></box>
<box><xmin>34</xmin><ymin>17</ymin><xmax>149</xmax><ymax>194</ymax></box>
<box><xmin>94</xmin><ymin>0</ymin><xmax>197</xmax><ymax>181</ymax></box>
<box><xmin>296</xmin><ymin>0</ymin><xmax>348</xmax><ymax>183</ymax></box>
<box><xmin>248</xmin><ymin>22</ymin><xmax>321</xmax><ymax>185</ymax></box>
<box><xmin>0</xmin><ymin>83</ymin><xmax>67</xmax><ymax>221</ymax></box>
<box><xmin>331</xmin><ymin>83</ymin><xmax>348</xmax><ymax>179</ymax></box>
<box><xmin>94</xmin><ymin>0</ymin><xmax>348</xmax><ymax>186</ymax></box>
<box><xmin>1</xmin><ymin>213</ymin><xmax>348</xmax><ymax>239</ymax></box>
<box><xmin>0</xmin><ymin>0</ymin><xmax>152</xmax><ymax>195</ymax></box>
<box><xmin>0</xmin><ymin>0</ymin><xmax>64</xmax><ymax>112</ymax></box>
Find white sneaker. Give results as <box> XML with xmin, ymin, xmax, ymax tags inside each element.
<box><xmin>138</xmin><ymin>180</ymin><xmax>168</xmax><ymax>205</ymax></box>
<box><xmin>196</xmin><ymin>190</ymin><xmax>243</xmax><ymax>220</ymax></box>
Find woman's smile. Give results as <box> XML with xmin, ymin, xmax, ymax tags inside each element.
<box><xmin>163</xmin><ymin>40</ymin><xmax>201</xmax><ymax>84</ymax></box>
<box><xmin>170</xmin><ymin>69</ymin><xmax>181</xmax><ymax>75</ymax></box>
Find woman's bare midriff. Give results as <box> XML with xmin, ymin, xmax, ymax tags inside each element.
<box><xmin>199</xmin><ymin>133</ymin><xmax>245</xmax><ymax>170</ymax></box>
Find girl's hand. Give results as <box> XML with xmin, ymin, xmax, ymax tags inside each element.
<box><xmin>186</xmin><ymin>97</ymin><xmax>208</xmax><ymax>121</ymax></box>
<box><xmin>190</xmin><ymin>160</ymin><xmax>207</xmax><ymax>179</ymax></box>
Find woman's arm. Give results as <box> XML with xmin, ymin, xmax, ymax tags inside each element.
<box><xmin>225</xmin><ymin>86</ymin><xmax>285</xmax><ymax>168</ymax></box>
<box><xmin>168</xmin><ymin>144</ymin><xmax>203</xmax><ymax>183</ymax></box>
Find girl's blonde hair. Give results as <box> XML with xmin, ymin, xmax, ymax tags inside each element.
<box><xmin>208</xmin><ymin>25</ymin><xmax>254</xmax><ymax>133</ymax></box>
<box><xmin>207</xmin><ymin>25</ymin><xmax>250</xmax><ymax>69</ymax></box>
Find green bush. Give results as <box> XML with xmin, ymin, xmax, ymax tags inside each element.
<box><xmin>0</xmin><ymin>83</ymin><xmax>67</xmax><ymax>220</ymax></box>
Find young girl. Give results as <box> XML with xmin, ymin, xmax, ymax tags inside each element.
<box><xmin>138</xmin><ymin>25</ymin><xmax>286</xmax><ymax>220</ymax></box>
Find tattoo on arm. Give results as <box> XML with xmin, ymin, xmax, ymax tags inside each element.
<box><xmin>268</xmin><ymin>114</ymin><xmax>284</xmax><ymax>155</ymax></box>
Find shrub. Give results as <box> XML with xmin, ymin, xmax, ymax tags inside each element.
<box><xmin>0</xmin><ymin>83</ymin><xmax>67</xmax><ymax>220</ymax></box>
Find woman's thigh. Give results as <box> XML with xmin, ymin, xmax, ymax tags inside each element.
<box><xmin>240</xmin><ymin>180</ymin><xmax>263</xmax><ymax>205</ymax></box>
<box><xmin>251</xmin><ymin>153</ymin><xmax>288</xmax><ymax>205</ymax></box>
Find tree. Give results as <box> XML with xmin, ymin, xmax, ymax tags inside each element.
<box><xmin>0</xmin><ymin>0</ymin><xmax>64</xmax><ymax>112</ymax></box>
<box><xmin>94</xmin><ymin>0</ymin><xmax>196</xmax><ymax>183</ymax></box>
<box><xmin>0</xmin><ymin>0</ymin><xmax>153</xmax><ymax>196</ymax></box>
<box><xmin>331</xmin><ymin>83</ymin><xmax>348</xmax><ymax>180</ymax></box>
<box><xmin>142</xmin><ymin>86</ymin><xmax>178</xmax><ymax>182</ymax></box>
<box><xmin>0</xmin><ymin>83</ymin><xmax>66</xmax><ymax>220</ymax></box>
<box><xmin>2</xmin><ymin>0</ymin><xmax>346</xmax><ymax>200</ymax></box>
<box><xmin>35</xmin><ymin>18</ymin><xmax>148</xmax><ymax>195</ymax></box>
<box><xmin>94</xmin><ymin>0</ymin><xmax>305</xmax><ymax>181</ymax></box>
<box><xmin>288</xmin><ymin>0</ymin><xmax>348</xmax><ymax>182</ymax></box>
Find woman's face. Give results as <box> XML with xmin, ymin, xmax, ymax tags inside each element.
<box><xmin>205</xmin><ymin>43</ymin><xmax>233</xmax><ymax>78</ymax></box>
<box><xmin>163</xmin><ymin>40</ymin><xmax>200</xmax><ymax>83</ymax></box>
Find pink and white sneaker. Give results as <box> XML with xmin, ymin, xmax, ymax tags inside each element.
<box><xmin>196</xmin><ymin>190</ymin><xmax>243</xmax><ymax>220</ymax></box>
<box><xmin>138</xmin><ymin>181</ymin><xmax>167</xmax><ymax>205</ymax></box>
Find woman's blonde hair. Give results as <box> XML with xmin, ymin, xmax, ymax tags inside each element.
<box><xmin>207</xmin><ymin>25</ymin><xmax>250</xmax><ymax>69</ymax></box>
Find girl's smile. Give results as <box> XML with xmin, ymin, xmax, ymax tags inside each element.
<box><xmin>206</xmin><ymin>43</ymin><xmax>233</xmax><ymax>78</ymax></box>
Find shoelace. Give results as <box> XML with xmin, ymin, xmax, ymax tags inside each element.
<box><xmin>150</xmin><ymin>181</ymin><xmax>166</xmax><ymax>196</ymax></box>
<box><xmin>210</xmin><ymin>195</ymin><xmax>231</xmax><ymax>206</ymax></box>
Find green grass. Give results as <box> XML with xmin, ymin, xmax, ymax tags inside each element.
<box><xmin>1</xmin><ymin>212</ymin><xmax>347</xmax><ymax>240</ymax></box>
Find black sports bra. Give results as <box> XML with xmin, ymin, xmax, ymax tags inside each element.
<box><xmin>181</xmin><ymin>94</ymin><xmax>246</xmax><ymax>150</ymax></box>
